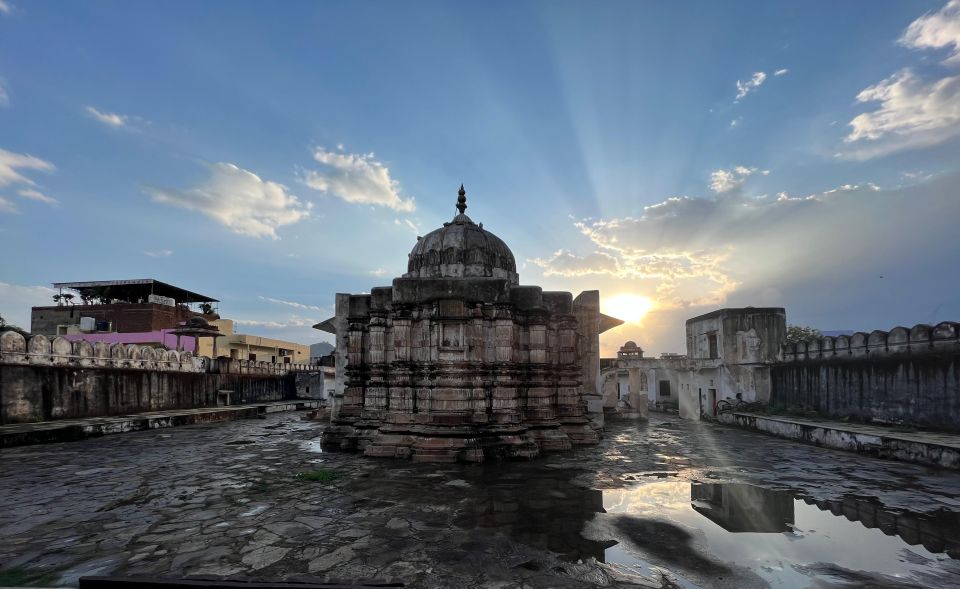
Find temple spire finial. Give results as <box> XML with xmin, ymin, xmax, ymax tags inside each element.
<box><xmin>456</xmin><ymin>184</ymin><xmax>467</xmax><ymax>215</ymax></box>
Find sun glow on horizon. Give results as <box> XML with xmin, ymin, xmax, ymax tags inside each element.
<box><xmin>602</xmin><ymin>293</ymin><xmax>655</xmax><ymax>324</ymax></box>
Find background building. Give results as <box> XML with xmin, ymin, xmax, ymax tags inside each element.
<box><xmin>30</xmin><ymin>279</ymin><xmax>218</xmax><ymax>352</ymax></box>
<box><xmin>678</xmin><ymin>307</ymin><xmax>786</xmax><ymax>418</ymax></box>
<box><xmin>195</xmin><ymin>319</ymin><xmax>310</xmax><ymax>363</ymax></box>
<box><xmin>603</xmin><ymin>307</ymin><xmax>787</xmax><ymax>421</ymax></box>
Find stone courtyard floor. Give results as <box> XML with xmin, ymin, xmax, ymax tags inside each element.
<box><xmin>1</xmin><ymin>412</ymin><xmax>960</xmax><ymax>588</ymax></box>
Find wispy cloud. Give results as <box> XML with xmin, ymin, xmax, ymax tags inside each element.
<box><xmin>900</xmin><ymin>0</ymin><xmax>960</xmax><ymax>64</ymax></box>
<box><xmin>0</xmin><ymin>196</ymin><xmax>17</xmax><ymax>214</ymax></box>
<box><xmin>0</xmin><ymin>79</ymin><xmax>9</xmax><ymax>107</ymax></box>
<box><xmin>85</xmin><ymin>105</ymin><xmax>130</xmax><ymax>128</ymax></box>
<box><xmin>143</xmin><ymin>249</ymin><xmax>173</xmax><ymax>258</ymax></box>
<box><xmin>0</xmin><ymin>148</ymin><xmax>55</xmax><ymax>188</ymax></box>
<box><xmin>302</xmin><ymin>146</ymin><xmax>415</xmax><ymax>212</ymax></box>
<box><xmin>258</xmin><ymin>295</ymin><xmax>324</xmax><ymax>313</ymax></box>
<box><xmin>845</xmin><ymin>1</ymin><xmax>960</xmax><ymax>158</ymax></box>
<box><xmin>393</xmin><ymin>217</ymin><xmax>420</xmax><ymax>234</ymax></box>
<box><xmin>146</xmin><ymin>162</ymin><xmax>312</xmax><ymax>239</ymax></box>
<box><xmin>774</xmin><ymin>68</ymin><xmax>789</xmax><ymax>76</ymax></box>
<box><xmin>0</xmin><ymin>1</ymin><xmax>12</xmax><ymax>16</ymax></box>
<box><xmin>234</xmin><ymin>317</ymin><xmax>315</xmax><ymax>329</ymax></box>
<box><xmin>735</xmin><ymin>71</ymin><xmax>767</xmax><ymax>101</ymax></box>
<box><xmin>17</xmin><ymin>188</ymin><xmax>58</xmax><ymax>206</ymax></box>
<box><xmin>369</xmin><ymin>268</ymin><xmax>388</xmax><ymax>277</ymax></box>
<box><xmin>0</xmin><ymin>148</ymin><xmax>55</xmax><ymax>212</ymax></box>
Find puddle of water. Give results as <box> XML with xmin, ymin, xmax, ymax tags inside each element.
<box><xmin>603</xmin><ymin>481</ymin><xmax>960</xmax><ymax>587</ymax></box>
<box><xmin>451</xmin><ymin>471</ymin><xmax>614</xmax><ymax>563</ymax></box>
<box><xmin>350</xmin><ymin>463</ymin><xmax>959</xmax><ymax>587</ymax></box>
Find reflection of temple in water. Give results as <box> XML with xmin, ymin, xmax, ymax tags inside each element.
<box><xmin>807</xmin><ymin>496</ymin><xmax>960</xmax><ymax>559</ymax></box>
<box><xmin>690</xmin><ymin>481</ymin><xmax>960</xmax><ymax>559</ymax></box>
<box><xmin>691</xmin><ymin>482</ymin><xmax>794</xmax><ymax>533</ymax></box>
<box><xmin>453</xmin><ymin>471</ymin><xmax>614</xmax><ymax>562</ymax></box>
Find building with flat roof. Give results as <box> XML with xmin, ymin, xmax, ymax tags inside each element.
<box><xmin>195</xmin><ymin>319</ymin><xmax>310</xmax><ymax>364</ymax></box>
<box><xmin>30</xmin><ymin>279</ymin><xmax>219</xmax><ymax>352</ymax></box>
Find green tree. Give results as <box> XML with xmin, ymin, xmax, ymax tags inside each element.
<box><xmin>0</xmin><ymin>313</ymin><xmax>30</xmax><ymax>337</ymax></box>
<box><xmin>785</xmin><ymin>324</ymin><xmax>822</xmax><ymax>344</ymax></box>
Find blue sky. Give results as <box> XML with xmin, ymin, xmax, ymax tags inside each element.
<box><xmin>2</xmin><ymin>0</ymin><xmax>959</xmax><ymax>354</ymax></box>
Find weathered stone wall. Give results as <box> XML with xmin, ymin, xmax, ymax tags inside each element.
<box><xmin>0</xmin><ymin>331</ymin><xmax>320</xmax><ymax>424</ymax></box>
<box><xmin>773</xmin><ymin>322</ymin><xmax>960</xmax><ymax>432</ymax></box>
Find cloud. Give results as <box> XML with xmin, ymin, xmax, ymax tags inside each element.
<box><xmin>233</xmin><ymin>317</ymin><xmax>315</xmax><ymax>329</ymax></box>
<box><xmin>369</xmin><ymin>268</ymin><xmax>388</xmax><ymax>277</ymax></box>
<box><xmin>393</xmin><ymin>217</ymin><xmax>420</xmax><ymax>234</ymax></box>
<box><xmin>85</xmin><ymin>106</ymin><xmax>129</xmax><ymax>128</ymax></box>
<box><xmin>844</xmin><ymin>3</ymin><xmax>960</xmax><ymax>158</ymax></box>
<box><xmin>709</xmin><ymin>166</ymin><xmax>767</xmax><ymax>194</ymax></box>
<box><xmin>0</xmin><ymin>1</ymin><xmax>12</xmax><ymax>16</ymax></box>
<box><xmin>735</xmin><ymin>71</ymin><xmax>767</xmax><ymax>101</ymax></box>
<box><xmin>143</xmin><ymin>249</ymin><xmax>173</xmax><ymax>258</ymax></box>
<box><xmin>534</xmin><ymin>175</ymin><xmax>950</xmax><ymax>313</ymax></box>
<box><xmin>146</xmin><ymin>162</ymin><xmax>312</xmax><ymax>239</ymax></box>
<box><xmin>0</xmin><ymin>148</ymin><xmax>55</xmax><ymax>188</ymax></box>
<box><xmin>258</xmin><ymin>295</ymin><xmax>325</xmax><ymax>313</ymax></box>
<box><xmin>774</xmin><ymin>68</ymin><xmax>789</xmax><ymax>76</ymax></box>
<box><xmin>844</xmin><ymin>69</ymin><xmax>960</xmax><ymax>156</ymax></box>
<box><xmin>0</xmin><ymin>79</ymin><xmax>8</xmax><ymax>107</ymax></box>
<box><xmin>531</xmin><ymin>250</ymin><xmax>621</xmax><ymax>277</ymax></box>
<box><xmin>729</xmin><ymin>117</ymin><xmax>742</xmax><ymax>129</ymax></box>
<box><xmin>302</xmin><ymin>147</ymin><xmax>415</xmax><ymax>211</ymax></box>
<box><xmin>0</xmin><ymin>195</ymin><xmax>17</xmax><ymax>214</ymax></box>
<box><xmin>17</xmin><ymin>188</ymin><xmax>57</xmax><ymax>206</ymax></box>
<box><xmin>900</xmin><ymin>0</ymin><xmax>960</xmax><ymax>65</ymax></box>
<box><xmin>0</xmin><ymin>282</ymin><xmax>58</xmax><ymax>329</ymax></box>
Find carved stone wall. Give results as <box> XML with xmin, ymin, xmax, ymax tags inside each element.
<box><xmin>321</xmin><ymin>281</ymin><xmax>602</xmax><ymax>462</ymax></box>
<box><xmin>0</xmin><ymin>331</ymin><xmax>320</xmax><ymax>424</ymax></box>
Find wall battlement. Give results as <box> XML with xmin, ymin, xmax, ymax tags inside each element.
<box><xmin>0</xmin><ymin>331</ymin><xmax>312</xmax><ymax>374</ymax></box>
<box><xmin>781</xmin><ymin>321</ymin><xmax>960</xmax><ymax>362</ymax></box>
<box><xmin>1</xmin><ymin>331</ymin><xmax>323</xmax><ymax>426</ymax></box>
<box><xmin>772</xmin><ymin>321</ymin><xmax>960</xmax><ymax>432</ymax></box>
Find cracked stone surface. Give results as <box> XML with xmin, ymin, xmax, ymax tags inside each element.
<box><xmin>1</xmin><ymin>411</ymin><xmax>959</xmax><ymax>588</ymax></box>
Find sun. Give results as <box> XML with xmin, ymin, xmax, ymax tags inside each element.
<box><xmin>602</xmin><ymin>294</ymin><xmax>654</xmax><ymax>324</ymax></box>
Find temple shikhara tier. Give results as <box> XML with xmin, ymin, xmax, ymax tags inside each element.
<box><xmin>315</xmin><ymin>186</ymin><xmax>622</xmax><ymax>462</ymax></box>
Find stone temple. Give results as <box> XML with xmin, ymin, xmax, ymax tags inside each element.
<box><xmin>315</xmin><ymin>186</ymin><xmax>622</xmax><ymax>462</ymax></box>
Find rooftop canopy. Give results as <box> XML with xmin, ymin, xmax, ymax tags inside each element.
<box><xmin>52</xmin><ymin>279</ymin><xmax>218</xmax><ymax>304</ymax></box>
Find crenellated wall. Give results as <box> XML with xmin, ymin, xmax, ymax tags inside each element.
<box><xmin>773</xmin><ymin>322</ymin><xmax>960</xmax><ymax>432</ymax></box>
<box><xmin>0</xmin><ymin>331</ymin><xmax>320</xmax><ymax>424</ymax></box>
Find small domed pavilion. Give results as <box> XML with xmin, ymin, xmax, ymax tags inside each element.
<box><xmin>315</xmin><ymin>186</ymin><xmax>622</xmax><ymax>462</ymax></box>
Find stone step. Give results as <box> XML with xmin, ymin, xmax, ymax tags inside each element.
<box><xmin>0</xmin><ymin>400</ymin><xmax>321</xmax><ymax>448</ymax></box>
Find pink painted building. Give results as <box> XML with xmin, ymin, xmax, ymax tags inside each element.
<box><xmin>61</xmin><ymin>329</ymin><xmax>199</xmax><ymax>352</ymax></box>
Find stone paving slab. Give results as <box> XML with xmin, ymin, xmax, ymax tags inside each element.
<box><xmin>0</xmin><ymin>401</ymin><xmax>320</xmax><ymax>448</ymax></box>
<box><xmin>2</xmin><ymin>412</ymin><xmax>960</xmax><ymax>588</ymax></box>
<box><xmin>721</xmin><ymin>411</ymin><xmax>960</xmax><ymax>469</ymax></box>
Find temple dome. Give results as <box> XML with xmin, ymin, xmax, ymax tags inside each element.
<box><xmin>404</xmin><ymin>185</ymin><xmax>519</xmax><ymax>284</ymax></box>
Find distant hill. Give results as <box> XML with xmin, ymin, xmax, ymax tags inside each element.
<box><xmin>310</xmin><ymin>342</ymin><xmax>335</xmax><ymax>358</ymax></box>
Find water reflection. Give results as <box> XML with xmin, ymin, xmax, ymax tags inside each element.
<box><xmin>805</xmin><ymin>495</ymin><xmax>960</xmax><ymax>559</ymax></box>
<box><xmin>453</xmin><ymin>471</ymin><xmax>615</xmax><ymax>562</ymax></box>
<box><xmin>603</xmin><ymin>481</ymin><xmax>960</xmax><ymax>587</ymax></box>
<box><xmin>691</xmin><ymin>482</ymin><xmax>794</xmax><ymax>533</ymax></box>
